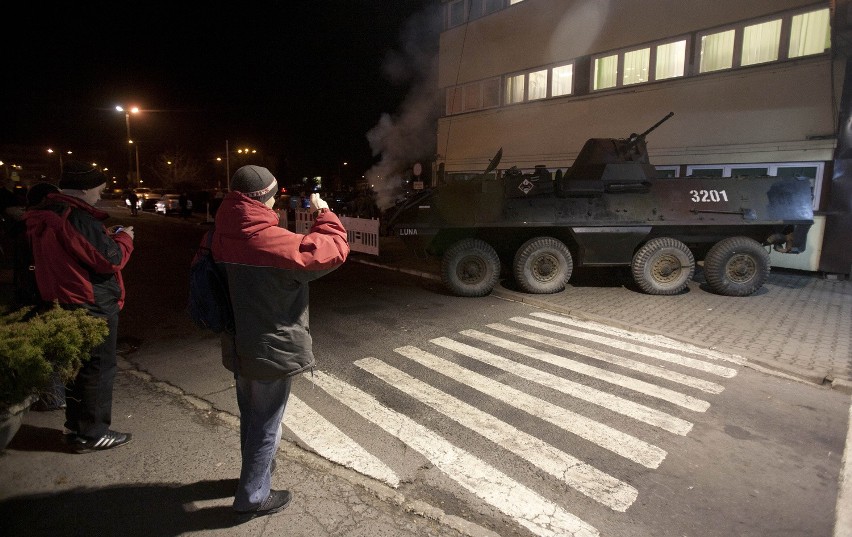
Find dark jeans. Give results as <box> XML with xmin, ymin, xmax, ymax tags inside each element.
<box><xmin>64</xmin><ymin>313</ymin><xmax>119</xmax><ymax>439</ymax></box>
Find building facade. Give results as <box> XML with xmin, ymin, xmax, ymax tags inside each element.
<box><xmin>436</xmin><ymin>0</ymin><xmax>851</xmax><ymax>275</ymax></box>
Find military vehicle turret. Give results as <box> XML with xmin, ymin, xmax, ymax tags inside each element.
<box><xmin>386</xmin><ymin>112</ymin><xmax>814</xmax><ymax>297</ymax></box>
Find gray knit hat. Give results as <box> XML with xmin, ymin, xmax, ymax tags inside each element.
<box><xmin>230</xmin><ymin>165</ymin><xmax>277</xmax><ymax>203</ymax></box>
<box><xmin>59</xmin><ymin>161</ymin><xmax>108</xmax><ymax>190</ymax></box>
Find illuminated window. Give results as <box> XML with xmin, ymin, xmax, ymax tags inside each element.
<box><xmin>509</xmin><ymin>0</ymin><xmax>526</xmax><ymax>4</ymax></box>
<box><xmin>656</xmin><ymin>40</ymin><xmax>686</xmax><ymax>80</ymax></box>
<box><xmin>623</xmin><ymin>48</ymin><xmax>650</xmax><ymax>85</ymax></box>
<box><xmin>593</xmin><ymin>54</ymin><xmax>618</xmax><ymax>90</ymax></box>
<box><xmin>551</xmin><ymin>64</ymin><xmax>573</xmax><ymax>96</ymax></box>
<box><xmin>742</xmin><ymin>19</ymin><xmax>781</xmax><ymax>66</ymax></box>
<box><xmin>789</xmin><ymin>8</ymin><xmax>830</xmax><ymax>57</ymax></box>
<box><xmin>699</xmin><ymin>29</ymin><xmax>735</xmax><ymax>73</ymax></box>
<box><xmin>528</xmin><ymin>69</ymin><xmax>548</xmax><ymax>100</ymax></box>
<box><xmin>505</xmin><ymin>73</ymin><xmax>525</xmax><ymax>104</ymax></box>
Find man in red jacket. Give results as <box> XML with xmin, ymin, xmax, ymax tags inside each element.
<box><xmin>24</xmin><ymin>161</ymin><xmax>135</xmax><ymax>452</ymax></box>
<box><xmin>211</xmin><ymin>165</ymin><xmax>349</xmax><ymax>521</ymax></box>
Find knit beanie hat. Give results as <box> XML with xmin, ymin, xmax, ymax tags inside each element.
<box><xmin>230</xmin><ymin>165</ymin><xmax>277</xmax><ymax>203</ymax></box>
<box><xmin>59</xmin><ymin>161</ymin><xmax>108</xmax><ymax>190</ymax></box>
<box><xmin>26</xmin><ymin>182</ymin><xmax>60</xmax><ymax>206</ymax></box>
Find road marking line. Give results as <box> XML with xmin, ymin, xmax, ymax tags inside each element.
<box><xmin>530</xmin><ymin>312</ymin><xmax>744</xmax><ymax>365</ymax></box>
<box><xmin>463</xmin><ymin>330</ymin><xmax>711</xmax><ymax>412</ymax></box>
<box><xmin>432</xmin><ymin>336</ymin><xmax>692</xmax><ymax>434</ymax></box>
<box><xmin>399</xmin><ymin>345</ymin><xmax>667</xmax><ymax>468</ymax></box>
<box><xmin>356</xmin><ymin>357</ymin><xmax>637</xmax><ymax>512</ymax></box>
<box><xmin>493</xmin><ymin>321</ymin><xmax>725</xmax><ymax>394</ymax></box>
<box><xmin>284</xmin><ymin>395</ymin><xmax>401</xmax><ymax>487</ymax></box>
<box><xmin>307</xmin><ymin>371</ymin><xmax>600</xmax><ymax>537</ymax></box>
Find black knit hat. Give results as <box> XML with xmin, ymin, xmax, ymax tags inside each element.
<box><xmin>26</xmin><ymin>182</ymin><xmax>59</xmax><ymax>206</ymax></box>
<box><xmin>59</xmin><ymin>161</ymin><xmax>108</xmax><ymax>190</ymax></box>
<box><xmin>230</xmin><ymin>165</ymin><xmax>277</xmax><ymax>203</ymax></box>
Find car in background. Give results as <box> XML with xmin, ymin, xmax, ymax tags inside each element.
<box><xmin>128</xmin><ymin>187</ymin><xmax>162</xmax><ymax>211</ymax></box>
<box><xmin>154</xmin><ymin>193</ymin><xmax>192</xmax><ymax>215</ymax></box>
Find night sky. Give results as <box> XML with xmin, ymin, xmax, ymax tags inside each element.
<box><xmin>1</xmin><ymin>1</ymin><xmax>441</xmax><ymax>183</ymax></box>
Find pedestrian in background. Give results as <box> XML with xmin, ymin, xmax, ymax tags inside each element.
<box><xmin>24</xmin><ymin>162</ymin><xmax>135</xmax><ymax>451</ymax></box>
<box><xmin>210</xmin><ymin>165</ymin><xmax>349</xmax><ymax>521</ymax></box>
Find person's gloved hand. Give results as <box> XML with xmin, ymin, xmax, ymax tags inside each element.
<box><xmin>310</xmin><ymin>193</ymin><xmax>329</xmax><ymax>212</ymax></box>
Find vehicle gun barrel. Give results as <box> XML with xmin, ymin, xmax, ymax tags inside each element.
<box><xmin>629</xmin><ymin>111</ymin><xmax>675</xmax><ymax>144</ymax></box>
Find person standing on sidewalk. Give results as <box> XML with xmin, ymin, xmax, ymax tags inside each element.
<box><xmin>24</xmin><ymin>161</ymin><xmax>135</xmax><ymax>451</ymax></box>
<box><xmin>210</xmin><ymin>165</ymin><xmax>349</xmax><ymax>521</ymax></box>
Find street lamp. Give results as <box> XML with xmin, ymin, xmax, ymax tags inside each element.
<box><xmin>115</xmin><ymin>105</ymin><xmax>140</xmax><ymax>186</ymax></box>
<box><xmin>222</xmin><ymin>141</ymin><xmax>258</xmax><ymax>191</ymax></box>
<box><xmin>47</xmin><ymin>148</ymin><xmax>72</xmax><ymax>176</ymax></box>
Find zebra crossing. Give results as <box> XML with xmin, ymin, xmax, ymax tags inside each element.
<box><xmin>282</xmin><ymin>311</ymin><xmax>743</xmax><ymax>537</ymax></box>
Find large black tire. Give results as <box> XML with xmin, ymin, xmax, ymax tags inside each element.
<box><xmin>631</xmin><ymin>237</ymin><xmax>695</xmax><ymax>295</ymax></box>
<box><xmin>512</xmin><ymin>237</ymin><xmax>573</xmax><ymax>294</ymax></box>
<box><xmin>704</xmin><ymin>236</ymin><xmax>770</xmax><ymax>296</ymax></box>
<box><xmin>441</xmin><ymin>239</ymin><xmax>501</xmax><ymax>297</ymax></box>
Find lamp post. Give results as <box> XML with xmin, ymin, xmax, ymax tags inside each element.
<box><xmin>47</xmin><ymin>148</ymin><xmax>72</xmax><ymax>177</ymax></box>
<box><xmin>222</xmin><ymin>141</ymin><xmax>258</xmax><ymax>191</ymax></box>
<box><xmin>115</xmin><ymin>105</ymin><xmax>140</xmax><ymax>186</ymax></box>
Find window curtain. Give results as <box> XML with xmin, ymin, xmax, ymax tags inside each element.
<box><xmin>742</xmin><ymin>19</ymin><xmax>781</xmax><ymax>66</ymax></box>
<box><xmin>594</xmin><ymin>55</ymin><xmax>618</xmax><ymax>89</ymax></box>
<box><xmin>700</xmin><ymin>30</ymin><xmax>735</xmax><ymax>72</ymax></box>
<box><xmin>789</xmin><ymin>9</ymin><xmax>830</xmax><ymax>57</ymax></box>
<box><xmin>656</xmin><ymin>41</ymin><xmax>686</xmax><ymax>80</ymax></box>
<box><xmin>623</xmin><ymin>48</ymin><xmax>650</xmax><ymax>85</ymax></box>
<box><xmin>552</xmin><ymin>65</ymin><xmax>573</xmax><ymax>96</ymax></box>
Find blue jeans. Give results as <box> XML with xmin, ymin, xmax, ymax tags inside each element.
<box><xmin>233</xmin><ymin>374</ymin><xmax>292</xmax><ymax>511</ymax></box>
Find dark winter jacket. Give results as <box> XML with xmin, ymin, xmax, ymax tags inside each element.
<box><xmin>23</xmin><ymin>193</ymin><xmax>134</xmax><ymax>317</ymax></box>
<box><xmin>211</xmin><ymin>191</ymin><xmax>349</xmax><ymax>380</ymax></box>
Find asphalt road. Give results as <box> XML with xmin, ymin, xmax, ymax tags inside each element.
<box><xmin>93</xmin><ymin>207</ymin><xmax>851</xmax><ymax>537</ymax></box>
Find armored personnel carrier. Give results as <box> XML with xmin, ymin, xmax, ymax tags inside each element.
<box><xmin>387</xmin><ymin>113</ymin><xmax>814</xmax><ymax>297</ymax></box>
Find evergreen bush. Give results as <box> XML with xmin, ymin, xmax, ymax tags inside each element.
<box><xmin>0</xmin><ymin>303</ymin><xmax>108</xmax><ymax>408</ymax></box>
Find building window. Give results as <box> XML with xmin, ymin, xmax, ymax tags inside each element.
<box><xmin>464</xmin><ymin>83</ymin><xmax>482</xmax><ymax>111</ymax></box>
<box><xmin>742</xmin><ymin>19</ymin><xmax>781</xmax><ymax>66</ymax></box>
<box><xmin>687</xmin><ymin>162</ymin><xmax>823</xmax><ymax>210</ymax></box>
<box><xmin>528</xmin><ymin>69</ymin><xmax>548</xmax><ymax>100</ymax></box>
<box><xmin>509</xmin><ymin>0</ymin><xmax>525</xmax><ymax>4</ymax></box>
<box><xmin>505</xmin><ymin>73</ymin><xmax>525</xmax><ymax>104</ymax></box>
<box><xmin>552</xmin><ymin>64</ymin><xmax>574</xmax><ymax>96</ymax></box>
<box><xmin>655</xmin><ymin>40</ymin><xmax>686</xmax><ymax>80</ymax></box>
<box><xmin>655</xmin><ymin>166</ymin><xmax>680</xmax><ymax>178</ymax></box>
<box><xmin>446</xmin><ymin>87</ymin><xmax>464</xmax><ymax>115</ymax></box>
<box><xmin>789</xmin><ymin>8</ymin><xmax>831</xmax><ymax>58</ymax></box>
<box><xmin>593</xmin><ymin>54</ymin><xmax>618</xmax><ymax>90</ymax></box>
<box><xmin>623</xmin><ymin>47</ymin><xmax>650</xmax><ymax>85</ymax></box>
<box><xmin>484</xmin><ymin>0</ymin><xmax>504</xmax><ymax>15</ymax></box>
<box><xmin>699</xmin><ymin>29</ymin><xmax>735</xmax><ymax>73</ymax></box>
<box><xmin>448</xmin><ymin>0</ymin><xmax>465</xmax><ymax>28</ymax></box>
<box><xmin>482</xmin><ymin>78</ymin><xmax>501</xmax><ymax>108</ymax></box>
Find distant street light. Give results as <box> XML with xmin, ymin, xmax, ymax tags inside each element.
<box><xmin>47</xmin><ymin>148</ymin><xmax>72</xmax><ymax>176</ymax></box>
<box><xmin>222</xmin><ymin>141</ymin><xmax>259</xmax><ymax>191</ymax></box>
<box><xmin>115</xmin><ymin>105</ymin><xmax>140</xmax><ymax>186</ymax></box>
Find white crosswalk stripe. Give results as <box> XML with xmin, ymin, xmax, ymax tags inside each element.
<box><xmin>285</xmin><ymin>396</ymin><xmax>401</xmax><ymax>487</ymax></box>
<box><xmin>305</xmin><ymin>370</ymin><xmax>601</xmax><ymax>537</ymax></box>
<box><xmin>492</xmin><ymin>321</ymin><xmax>725</xmax><ymax>394</ymax></box>
<box><xmin>461</xmin><ymin>329</ymin><xmax>711</xmax><ymax>412</ymax></box>
<box><xmin>430</xmin><ymin>336</ymin><xmax>693</xmax><ymax>435</ymax></box>
<box><xmin>281</xmin><ymin>312</ymin><xmax>741</xmax><ymax>536</ymax></box>
<box><xmin>396</xmin><ymin>345</ymin><xmax>667</xmax><ymax>468</ymax></box>
<box><xmin>530</xmin><ymin>312</ymin><xmax>744</xmax><ymax>364</ymax></box>
<box><xmin>355</xmin><ymin>356</ymin><xmax>638</xmax><ymax>511</ymax></box>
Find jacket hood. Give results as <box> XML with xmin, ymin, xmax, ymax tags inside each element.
<box><xmin>214</xmin><ymin>191</ymin><xmax>279</xmax><ymax>238</ymax></box>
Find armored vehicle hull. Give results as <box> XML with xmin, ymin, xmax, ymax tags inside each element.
<box><xmin>388</xmin><ymin>114</ymin><xmax>814</xmax><ymax>297</ymax></box>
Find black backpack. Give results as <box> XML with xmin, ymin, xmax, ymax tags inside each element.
<box><xmin>188</xmin><ymin>228</ymin><xmax>234</xmax><ymax>333</ymax></box>
<box><xmin>11</xmin><ymin>220</ymin><xmax>42</xmax><ymax>308</ymax></box>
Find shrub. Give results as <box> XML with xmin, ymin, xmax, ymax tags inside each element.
<box><xmin>0</xmin><ymin>303</ymin><xmax>108</xmax><ymax>408</ymax></box>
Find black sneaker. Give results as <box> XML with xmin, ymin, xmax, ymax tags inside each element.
<box><xmin>235</xmin><ymin>490</ymin><xmax>292</xmax><ymax>522</ymax></box>
<box><xmin>69</xmin><ymin>430</ymin><xmax>132</xmax><ymax>452</ymax></box>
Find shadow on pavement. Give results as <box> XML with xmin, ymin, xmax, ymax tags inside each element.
<box><xmin>0</xmin><ymin>479</ymin><xmax>242</xmax><ymax>536</ymax></box>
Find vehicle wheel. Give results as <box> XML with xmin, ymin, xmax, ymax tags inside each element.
<box><xmin>704</xmin><ymin>236</ymin><xmax>770</xmax><ymax>296</ymax></box>
<box><xmin>512</xmin><ymin>237</ymin><xmax>573</xmax><ymax>294</ymax></box>
<box><xmin>631</xmin><ymin>237</ymin><xmax>695</xmax><ymax>295</ymax></box>
<box><xmin>441</xmin><ymin>239</ymin><xmax>501</xmax><ymax>297</ymax></box>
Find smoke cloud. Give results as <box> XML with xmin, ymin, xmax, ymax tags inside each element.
<box><xmin>365</xmin><ymin>4</ymin><xmax>442</xmax><ymax>211</ymax></box>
